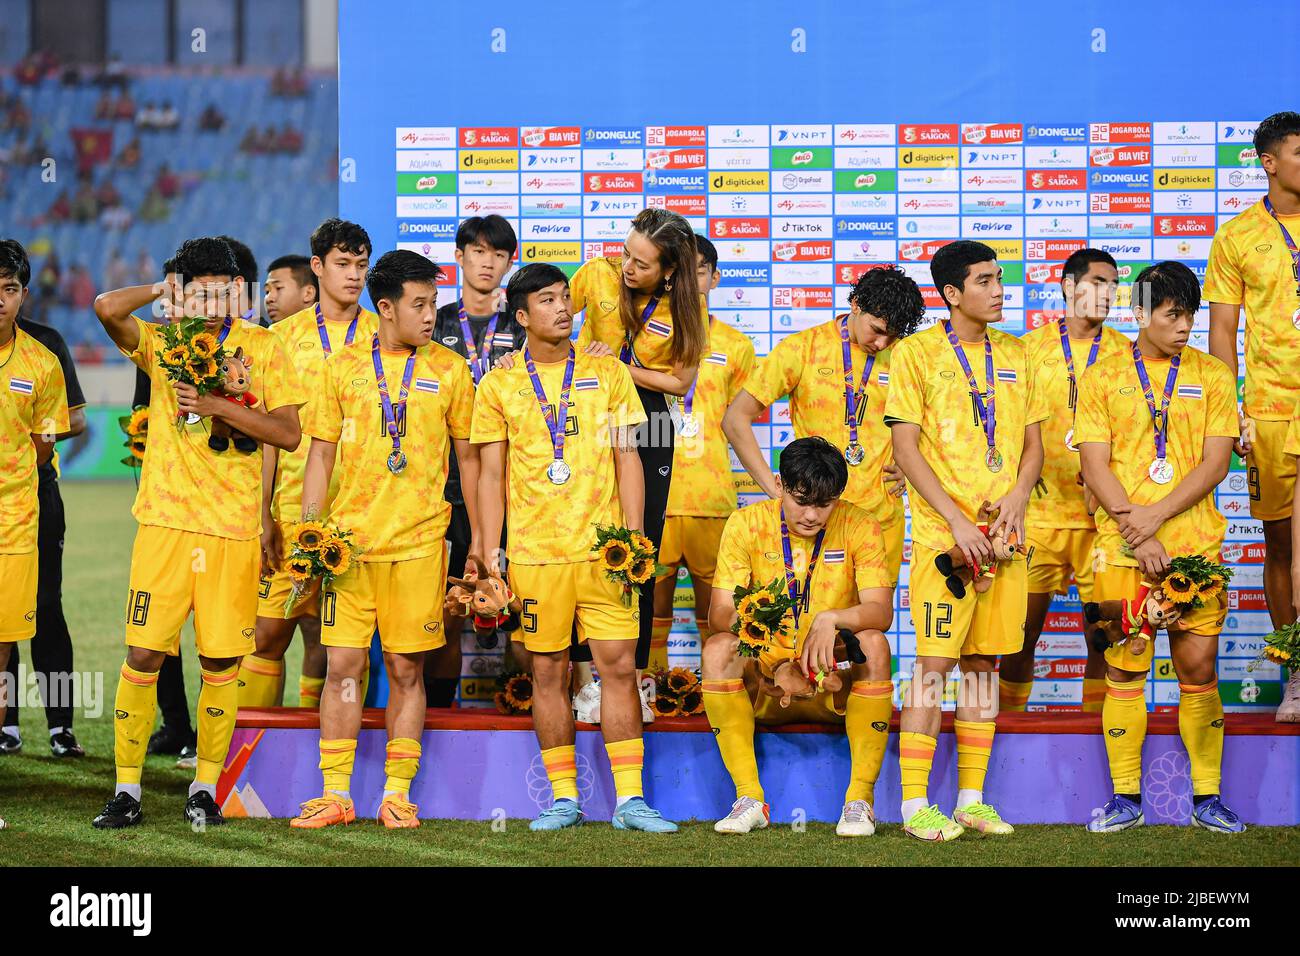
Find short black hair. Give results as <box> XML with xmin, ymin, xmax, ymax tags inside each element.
<box><xmin>172</xmin><ymin>237</ymin><xmax>239</xmax><ymax>285</ymax></box>
<box><xmin>1060</xmin><ymin>248</ymin><xmax>1117</xmax><ymax>286</ymax></box>
<box><xmin>365</xmin><ymin>251</ymin><xmax>443</xmax><ymax>307</ymax></box>
<box><xmin>1254</xmin><ymin>111</ymin><xmax>1300</xmax><ymax>159</ymax></box>
<box><xmin>930</xmin><ymin>240</ymin><xmax>997</xmax><ymax>309</ymax></box>
<box><xmin>694</xmin><ymin>233</ymin><xmax>719</xmax><ymax>273</ymax></box>
<box><xmin>456</xmin><ymin>215</ymin><xmax>517</xmax><ymax>256</ymax></box>
<box><xmin>849</xmin><ymin>265</ymin><xmax>925</xmax><ymax>339</ymax></box>
<box><xmin>0</xmin><ymin>239</ymin><xmax>31</xmax><ymax>288</ymax></box>
<box><xmin>216</xmin><ymin>235</ymin><xmax>258</xmax><ymax>284</ymax></box>
<box><xmin>777</xmin><ymin>436</ymin><xmax>848</xmax><ymax>507</ymax></box>
<box><xmin>1131</xmin><ymin>261</ymin><xmax>1201</xmax><ymax>317</ymax></box>
<box><xmin>310</xmin><ymin>217</ymin><xmax>372</xmax><ymax>260</ymax></box>
<box><xmin>506</xmin><ymin>263</ymin><xmax>569</xmax><ymax>319</ymax></box>
<box><xmin>268</xmin><ymin>254</ymin><xmax>317</xmax><ymax>293</ymax></box>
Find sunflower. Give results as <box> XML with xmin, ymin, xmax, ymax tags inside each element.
<box><xmin>494</xmin><ymin>691</ymin><xmax>513</xmax><ymax>715</ymax></box>
<box><xmin>285</xmin><ymin>556</ymin><xmax>314</xmax><ymax>583</ymax></box>
<box><xmin>678</xmin><ymin>688</ymin><xmax>704</xmax><ymax>715</ymax></box>
<box><xmin>631</xmin><ymin>532</ymin><xmax>655</xmax><ymax>556</ymax></box>
<box><xmin>503</xmin><ymin>674</ymin><xmax>533</xmax><ymax>711</ymax></box>
<box><xmin>666</xmin><ymin>667</ymin><xmax>698</xmax><ymax>694</ymax></box>
<box><xmin>189</xmin><ymin>331</ymin><xmax>219</xmax><ymax>359</ymax></box>
<box><xmin>1198</xmin><ymin>575</ymin><xmax>1225</xmax><ymax>601</ymax></box>
<box><xmin>737</xmin><ymin>594</ymin><xmax>762</xmax><ymax>619</ymax></box>
<box><xmin>127</xmin><ymin>408</ymin><xmax>149</xmax><ymax>435</ymax></box>
<box><xmin>189</xmin><ymin>356</ymin><xmax>219</xmax><ymax>381</ymax></box>
<box><xmin>162</xmin><ymin>345</ymin><xmax>191</xmax><ymax>367</ymax></box>
<box><xmin>751</xmin><ymin>590</ymin><xmax>777</xmax><ymax>610</ymax></box>
<box><xmin>295</xmin><ymin>522</ymin><xmax>328</xmax><ymax>551</ymax></box>
<box><xmin>1161</xmin><ymin>571</ymin><xmax>1198</xmax><ymax>603</ymax></box>
<box><xmin>740</xmin><ymin>619</ymin><xmax>773</xmax><ymax>648</ymax></box>
<box><xmin>1265</xmin><ymin>645</ymin><xmax>1292</xmax><ymax>664</ymax></box>
<box><xmin>600</xmin><ymin>539</ymin><xmax>632</xmax><ymax>572</ymax></box>
<box><xmin>320</xmin><ymin>540</ymin><xmax>351</xmax><ymax>577</ymax></box>
<box><xmin>129</xmin><ymin>437</ymin><xmax>147</xmax><ymax>459</ymax></box>
<box><xmin>627</xmin><ymin>556</ymin><xmax>654</xmax><ymax>584</ymax></box>
<box><xmin>652</xmin><ymin>694</ymin><xmax>680</xmax><ymax>718</ymax></box>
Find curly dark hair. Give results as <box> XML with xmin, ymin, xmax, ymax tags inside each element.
<box><xmin>1131</xmin><ymin>261</ymin><xmax>1201</xmax><ymax>318</ymax></box>
<box><xmin>848</xmin><ymin>265</ymin><xmax>925</xmax><ymax>339</ymax></box>
<box><xmin>778</xmin><ymin>436</ymin><xmax>849</xmax><ymax>507</ymax></box>
<box><xmin>171</xmin><ymin>237</ymin><xmax>239</xmax><ymax>284</ymax></box>
<box><xmin>310</xmin><ymin>217</ymin><xmax>372</xmax><ymax>260</ymax></box>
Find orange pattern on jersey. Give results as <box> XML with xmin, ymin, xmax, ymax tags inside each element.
<box><xmin>0</xmin><ymin>330</ymin><xmax>69</xmax><ymax>553</ymax></box>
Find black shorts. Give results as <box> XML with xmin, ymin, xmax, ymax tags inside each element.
<box><xmin>446</xmin><ymin>503</ymin><xmax>471</xmax><ymax>588</ymax></box>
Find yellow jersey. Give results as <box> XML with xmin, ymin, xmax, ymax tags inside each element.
<box><xmin>308</xmin><ymin>337</ymin><xmax>475</xmax><ymax>561</ymax></box>
<box><xmin>0</xmin><ymin>329</ymin><xmax>69</xmax><ymax>553</ymax></box>
<box><xmin>666</xmin><ymin>317</ymin><xmax>755</xmax><ymax>517</ymax></box>
<box><xmin>884</xmin><ymin>321</ymin><xmax>1048</xmax><ymax>552</ymax></box>
<box><xmin>1074</xmin><ymin>345</ymin><xmax>1238</xmax><ymax>566</ymax></box>
<box><xmin>127</xmin><ymin>316</ymin><xmax>307</xmax><ymax>541</ymax></box>
<box><xmin>471</xmin><ymin>349</ymin><xmax>646</xmax><ymax>565</ymax></box>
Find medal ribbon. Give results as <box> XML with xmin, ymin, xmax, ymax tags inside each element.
<box><xmin>1263</xmin><ymin>197</ymin><xmax>1300</xmax><ymax>298</ymax></box>
<box><xmin>680</xmin><ymin>314</ymin><xmax>713</xmax><ymax>419</ymax></box>
<box><xmin>1131</xmin><ymin>344</ymin><xmax>1180</xmax><ymax>461</ymax></box>
<box><xmin>941</xmin><ymin>318</ymin><xmax>996</xmax><ymax>453</ymax></box>
<box><xmin>780</xmin><ymin>507</ymin><xmax>826</xmax><ymax>634</ymax></box>
<box><xmin>215</xmin><ymin>316</ymin><xmax>233</xmax><ymax>346</ymax></box>
<box><xmin>457</xmin><ymin>299</ymin><xmax>501</xmax><ymax>384</ymax></box>
<box><xmin>619</xmin><ymin>296</ymin><xmax>661</xmax><ymax>366</ymax></box>
<box><xmin>840</xmin><ymin>314</ymin><xmax>876</xmax><ymax>448</ymax></box>
<box><xmin>524</xmin><ymin>345</ymin><xmax>576</xmax><ymax>467</ymax></box>
<box><xmin>370</xmin><ymin>333</ymin><xmax>416</xmax><ymax>465</ymax></box>
<box><xmin>315</xmin><ymin>303</ymin><xmax>358</xmax><ymax>356</ymax></box>
<box><xmin>1057</xmin><ymin>318</ymin><xmax>1102</xmax><ymax>411</ymax></box>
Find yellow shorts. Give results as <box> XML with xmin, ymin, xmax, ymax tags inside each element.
<box><xmin>321</xmin><ymin>550</ymin><xmax>448</xmax><ymax>654</ymax></box>
<box><xmin>509</xmin><ymin>559</ymin><xmax>639</xmax><ymax>654</ymax></box>
<box><xmin>909</xmin><ymin>542</ymin><xmax>1028</xmax><ymax>659</ymax></box>
<box><xmin>747</xmin><ymin>661</ymin><xmax>847</xmax><ymax>724</ymax></box>
<box><xmin>1095</xmin><ymin>565</ymin><xmax>1228</xmax><ymax>672</ymax></box>
<box><xmin>0</xmin><ymin>551</ymin><xmax>38</xmax><ymax>643</ymax></box>
<box><xmin>258</xmin><ymin>568</ymin><xmax>319</xmax><ymax>620</ymax></box>
<box><xmin>1246</xmin><ymin>417</ymin><xmax>1296</xmax><ymax>522</ymax></box>
<box><xmin>125</xmin><ymin>525</ymin><xmax>258</xmax><ymax>659</ymax></box>
<box><xmin>881</xmin><ymin>518</ymin><xmax>905</xmax><ymax>587</ymax></box>
<box><xmin>657</xmin><ymin>515</ymin><xmax>727</xmax><ymax>583</ymax></box>
<box><xmin>1026</xmin><ymin>525</ymin><xmax>1098</xmax><ymax>598</ymax></box>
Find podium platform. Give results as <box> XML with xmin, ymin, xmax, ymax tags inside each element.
<box><xmin>217</xmin><ymin>709</ymin><xmax>1300</xmax><ymax>826</ymax></box>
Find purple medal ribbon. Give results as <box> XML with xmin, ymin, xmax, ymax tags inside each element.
<box><xmin>215</xmin><ymin>316</ymin><xmax>233</xmax><ymax>345</ymax></box>
<box><xmin>370</xmin><ymin>333</ymin><xmax>416</xmax><ymax>466</ymax></box>
<box><xmin>315</xmin><ymin>302</ymin><xmax>358</xmax><ymax>356</ymax></box>
<box><xmin>681</xmin><ymin>314</ymin><xmax>713</xmax><ymax>418</ymax></box>
<box><xmin>457</xmin><ymin>298</ymin><xmax>501</xmax><ymax>384</ymax></box>
<box><xmin>619</xmin><ymin>296</ymin><xmax>660</xmax><ymax>366</ymax></box>
<box><xmin>523</xmin><ymin>345</ymin><xmax>576</xmax><ymax>467</ymax></box>
<box><xmin>780</xmin><ymin>507</ymin><xmax>826</xmax><ymax>633</ymax></box>
<box><xmin>840</xmin><ymin>314</ymin><xmax>876</xmax><ymax>445</ymax></box>
<box><xmin>941</xmin><ymin>318</ymin><xmax>996</xmax><ymax>454</ymax></box>
<box><xmin>1263</xmin><ymin>197</ymin><xmax>1300</xmax><ymax>298</ymax></box>
<box><xmin>1058</xmin><ymin>318</ymin><xmax>1102</xmax><ymax>411</ymax></box>
<box><xmin>1131</xmin><ymin>343</ymin><xmax>1180</xmax><ymax>461</ymax></box>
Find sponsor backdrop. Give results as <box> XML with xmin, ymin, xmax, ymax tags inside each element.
<box><xmin>339</xmin><ymin>0</ymin><xmax>1300</xmax><ymax>712</ymax></box>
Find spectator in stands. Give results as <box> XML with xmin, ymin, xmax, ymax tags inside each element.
<box><xmin>116</xmin><ymin>136</ymin><xmax>141</xmax><ymax>169</ymax></box>
<box><xmin>287</xmin><ymin>67</ymin><xmax>308</xmax><ymax>97</ymax></box>
<box><xmin>96</xmin><ymin>178</ymin><xmax>122</xmax><ymax>210</ymax></box>
<box><xmin>94</xmin><ymin>90</ymin><xmax>113</xmax><ymax>121</ymax></box>
<box><xmin>153</xmin><ymin>163</ymin><xmax>179</xmax><ymax>200</ymax></box>
<box><xmin>135</xmin><ymin>101</ymin><xmax>159</xmax><ymax>130</ymax></box>
<box><xmin>271</xmin><ymin>67</ymin><xmax>289</xmax><ymax>97</ymax></box>
<box><xmin>137</xmin><ymin>185</ymin><xmax>169</xmax><ymax>223</ymax></box>
<box><xmin>157</xmin><ymin>101</ymin><xmax>180</xmax><ymax>131</ymax></box>
<box><xmin>113</xmin><ymin>90</ymin><xmax>136</xmax><ymax>121</ymax></box>
<box><xmin>65</xmin><ymin>263</ymin><xmax>96</xmax><ymax>309</ymax></box>
<box><xmin>36</xmin><ymin>253</ymin><xmax>61</xmax><ymax>305</ymax></box>
<box><xmin>104</xmin><ymin>249</ymin><xmax>132</xmax><ymax>292</ymax></box>
<box><xmin>133</xmin><ymin>249</ymin><xmax>157</xmax><ymax>285</ymax></box>
<box><xmin>4</xmin><ymin>98</ymin><xmax>31</xmax><ymax>135</ymax></box>
<box><xmin>238</xmin><ymin>126</ymin><xmax>260</xmax><ymax>153</ymax></box>
<box><xmin>26</xmin><ymin>133</ymin><xmax>49</xmax><ymax>166</ymax></box>
<box><xmin>198</xmin><ymin>103</ymin><xmax>225</xmax><ymax>132</ymax></box>
<box><xmin>45</xmin><ymin>190</ymin><xmax>72</xmax><ymax>224</ymax></box>
<box><xmin>260</xmin><ymin>125</ymin><xmax>279</xmax><ymax>152</ymax></box>
<box><xmin>15</xmin><ymin>53</ymin><xmax>43</xmax><ymax>86</ymax></box>
<box><xmin>276</xmin><ymin>123</ymin><xmax>304</xmax><ymax>155</ymax></box>
<box><xmin>100</xmin><ymin>203</ymin><xmax>132</xmax><ymax>232</ymax></box>
<box><xmin>100</xmin><ymin>53</ymin><xmax>129</xmax><ymax>89</ymax></box>
<box><xmin>71</xmin><ymin>182</ymin><xmax>99</xmax><ymax>224</ymax></box>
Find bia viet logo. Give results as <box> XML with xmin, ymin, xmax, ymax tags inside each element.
<box><xmin>1089</xmin><ymin>145</ymin><xmax>1151</xmax><ymax>167</ymax></box>
<box><xmin>771</xmin><ymin>241</ymin><xmax>833</xmax><ymax>261</ymax></box>
<box><xmin>898</xmin><ymin>240</ymin><xmax>949</xmax><ymax>261</ymax></box>
<box><xmin>1089</xmin><ymin>122</ymin><xmax>1151</xmax><ymax>143</ymax></box>
<box><xmin>460</xmin><ymin>127</ymin><xmax>517</xmax><ymax>148</ymax></box>
<box><xmin>1222</xmin><ymin>542</ymin><xmax>1266</xmax><ymax>563</ymax></box>
<box><xmin>898</xmin><ymin>123</ymin><xmax>957</xmax><ymax>144</ymax></box>
<box><xmin>712</xmin><ymin>218</ymin><xmax>768</xmax><ymax>238</ymax></box>
<box><xmin>645</xmin><ymin>149</ymin><xmax>706</xmax><ymax>169</ymax></box>
<box><xmin>1026</xmin><ymin>169</ymin><xmax>1087</xmax><ymax>190</ymax></box>
<box><xmin>1157</xmin><ymin>215</ymin><xmax>1215</xmax><ymax>236</ymax></box>
<box><xmin>772</xmin><ymin>287</ymin><xmax>834</xmax><ymax>309</ymax></box>
<box><xmin>961</xmin><ymin>123</ymin><xmax>1023</xmax><ymax>144</ymax></box>
<box><xmin>645</xmin><ymin>125</ymin><xmax>706</xmax><ymax>147</ymax></box>
<box><xmin>1026</xmin><ymin>262</ymin><xmax>1065</xmax><ymax>284</ymax></box>
<box><xmin>586</xmin><ymin>173</ymin><xmax>642</xmax><ymax>192</ymax></box>
<box><xmin>520</xmin><ymin>126</ymin><xmax>580</xmax><ymax>148</ymax></box>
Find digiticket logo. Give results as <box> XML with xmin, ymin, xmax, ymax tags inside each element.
<box><xmin>584</xmin><ymin>127</ymin><xmax>643</xmax><ymax>146</ymax></box>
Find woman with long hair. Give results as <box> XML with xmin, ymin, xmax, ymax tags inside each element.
<box><xmin>570</xmin><ymin>208</ymin><xmax>707</xmax><ymax>719</ymax></box>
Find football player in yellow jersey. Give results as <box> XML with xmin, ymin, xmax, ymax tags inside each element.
<box><xmin>263</xmin><ymin>254</ymin><xmax>318</xmax><ymax>324</ymax></box>
<box><xmin>703</xmin><ymin>438</ymin><xmax>895</xmax><ymax>836</ymax></box>
<box><xmin>241</xmin><ymin>220</ymin><xmax>377</xmax><ymax>711</ymax></box>
<box><xmin>886</xmin><ymin>240</ymin><xmax>1046</xmax><ymax>841</ymax></box>
<box><xmin>474</xmin><ymin>263</ymin><xmax>677</xmax><ymax>832</ymax></box>
<box><xmin>0</xmin><ymin>240</ymin><xmax>70</xmax><ymax>813</ymax></box>
<box><xmin>1078</xmin><ymin>262</ymin><xmax>1244</xmax><ymax>833</ymax></box>
<box><xmin>92</xmin><ymin>237</ymin><xmax>307</xmax><ymax>829</ymax></box>
<box><xmin>724</xmin><ymin>265</ymin><xmax>925</xmax><ymax>585</ymax></box>
<box><xmin>290</xmin><ymin>251</ymin><xmax>477</xmax><ymax>830</ymax></box>
<box><xmin>1206</xmin><ymin>111</ymin><xmax>1300</xmax><ymax>722</ymax></box>
<box><xmin>650</xmin><ymin>235</ymin><xmax>756</xmax><ymax>674</ymax></box>
<box><xmin>999</xmin><ymin>249</ymin><xmax>1128</xmax><ymax>714</ymax></box>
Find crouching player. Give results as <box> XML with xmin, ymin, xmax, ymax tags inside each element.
<box><xmin>474</xmin><ymin>263</ymin><xmax>676</xmax><ymax>832</ymax></box>
<box><xmin>703</xmin><ymin>437</ymin><xmax>895</xmax><ymax>836</ymax></box>
<box><xmin>290</xmin><ymin>251</ymin><xmax>478</xmax><ymax>829</ymax></box>
<box><xmin>1076</xmin><ymin>262</ymin><xmax>1243</xmax><ymax>833</ymax></box>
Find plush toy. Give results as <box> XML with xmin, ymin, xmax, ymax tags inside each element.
<box><xmin>1084</xmin><ymin>582</ymin><xmax>1183</xmax><ymax>655</ymax></box>
<box><xmin>446</xmin><ymin>554</ymin><xmax>523</xmax><ymax>648</ymax></box>
<box><xmin>208</xmin><ymin>346</ymin><xmax>259</xmax><ymax>453</ymax></box>
<box><xmin>933</xmin><ymin>501</ymin><xmax>1022</xmax><ymax>599</ymax></box>
<box><xmin>757</xmin><ymin>630</ymin><xmax>867</xmax><ymax>708</ymax></box>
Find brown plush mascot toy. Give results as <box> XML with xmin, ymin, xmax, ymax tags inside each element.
<box><xmin>208</xmin><ymin>346</ymin><xmax>259</xmax><ymax>453</ymax></box>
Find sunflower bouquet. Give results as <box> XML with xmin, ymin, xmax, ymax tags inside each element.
<box><xmin>1251</xmin><ymin>621</ymin><xmax>1300</xmax><ymax>675</ymax></box>
<box><xmin>156</xmin><ymin>317</ymin><xmax>228</xmax><ymax>427</ymax></box>
<box><xmin>118</xmin><ymin>405</ymin><xmax>149</xmax><ymax>468</ymax></box>
<box><xmin>1158</xmin><ymin>556</ymin><xmax>1233</xmax><ymax>612</ymax></box>
<box><xmin>591</xmin><ymin>523</ymin><xmax>660</xmax><ymax>607</ymax></box>
<box><xmin>650</xmin><ymin>666</ymin><xmax>704</xmax><ymax>718</ymax></box>
<box><xmin>494</xmin><ymin>669</ymin><xmax>534</xmax><ymax>716</ymax></box>
<box><xmin>731</xmin><ymin>577</ymin><xmax>796</xmax><ymax>659</ymax></box>
<box><xmin>280</xmin><ymin>514</ymin><xmax>363</xmax><ymax>614</ymax></box>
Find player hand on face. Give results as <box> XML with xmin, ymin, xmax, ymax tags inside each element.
<box><xmin>949</xmin><ymin>512</ymin><xmax>995</xmax><ymax>569</ymax></box>
<box><xmin>987</xmin><ymin>487</ymin><xmax>1029</xmax><ymax>549</ymax></box>
<box><xmin>1115</xmin><ymin>501</ymin><xmax>1165</xmax><ymax>548</ymax></box>
<box><xmin>800</xmin><ymin>611</ymin><xmax>839</xmax><ymax>677</ymax></box>
<box><xmin>260</xmin><ymin>520</ymin><xmax>284</xmax><ymax>577</ymax></box>
<box><xmin>882</xmin><ymin>461</ymin><xmax>907</xmax><ymax>498</ymax></box>
<box><xmin>1133</xmin><ymin>537</ymin><xmax>1171</xmax><ymax>579</ymax></box>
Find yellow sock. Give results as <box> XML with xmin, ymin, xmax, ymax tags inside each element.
<box><xmin>954</xmin><ymin>718</ymin><xmax>996</xmax><ymax>794</ymax></box>
<box><xmin>541</xmin><ymin>744</ymin><xmax>579</xmax><ymax>802</ymax></box>
<box><xmin>703</xmin><ymin>678</ymin><xmax>763</xmax><ymax>800</ymax></box>
<box><xmin>320</xmin><ymin>738</ymin><xmax>357</xmax><ymax>796</ymax></box>
<box><xmin>1082</xmin><ymin>677</ymin><xmax>1106</xmax><ymax>714</ymax></box>
<box><xmin>999</xmin><ymin>678</ymin><xmax>1033</xmax><ymax>712</ymax></box>
<box><xmin>1103</xmin><ymin>677</ymin><xmax>1148</xmax><ymax>794</ymax></box>
<box><xmin>604</xmin><ymin>737</ymin><xmax>644</xmax><ymax>800</ymax></box>
<box><xmin>383</xmin><ymin>737</ymin><xmax>422</xmax><ymax>797</ymax></box>
<box><xmin>237</xmin><ymin>655</ymin><xmax>284</xmax><ymax>708</ymax></box>
<box><xmin>114</xmin><ymin>663</ymin><xmax>159</xmax><ymax>788</ymax></box>
<box><xmin>845</xmin><ymin>680</ymin><xmax>892</xmax><ymax>804</ymax></box>
<box><xmin>1178</xmin><ymin>680</ymin><xmax>1224</xmax><ymax>795</ymax></box>
<box><xmin>299</xmin><ymin>674</ymin><xmax>325</xmax><ymax>709</ymax></box>
<box><xmin>195</xmin><ymin>665</ymin><xmax>239</xmax><ymax>786</ymax></box>
<box><xmin>899</xmin><ymin>732</ymin><xmax>937</xmax><ymax>803</ymax></box>
<box><xmin>648</xmin><ymin>616</ymin><xmax>672</xmax><ymax>674</ymax></box>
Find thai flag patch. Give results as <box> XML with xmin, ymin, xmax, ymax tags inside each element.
<box><xmin>645</xmin><ymin>319</ymin><xmax>672</xmax><ymax>338</ymax></box>
<box><xmin>705</xmin><ymin>352</ymin><xmax>728</xmax><ymax>366</ymax></box>
<box><xmin>574</xmin><ymin>377</ymin><xmax>600</xmax><ymax>391</ymax></box>
<box><xmin>823</xmin><ymin>549</ymin><xmax>845</xmax><ymax>564</ymax></box>
<box><xmin>995</xmin><ymin>368</ymin><xmax>1018</xmax><ymax>383</ymax></box>
<box><xmin>414</xmin><ymin>378</ymin><xmax>439</xmax><ymax>394</ymax></box>
<box><xmin>491</xmin><ymin>333</ymin><xmax>515</xmax><ymax>347</ymax></box>
<box><xmin>1177</xmin><ymin>384</ymin><xmax>1203</xmax><ymax>399</ymax></box>
<box><xmin>8</xmin><ymin>377</ymin><xmax>33</xmax><ymax>395</ymax></box>
<box><xmin>877</xmin><ymin>372</ymin><xmax>890</xmax><ymax>385</ymax></box>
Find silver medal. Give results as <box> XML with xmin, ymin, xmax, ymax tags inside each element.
<box><xmin>844</xmin><ymin>442</ymin><xmax>866</xmax><ymax>466</ymax></box>
<box><xmin>1148</xmin><ymin>458</ymin><xmax>1173</xmax><ymax>484</ymax></box>
<box><xmin>547</xmin><ymin>459</ymin><xmax>571</xmax><ymax>485</ymax></box>
<box><xmin>678</xmin><ymin>414</ymin><xmax>700</xmax><ymax>438</ymax></box>
<box><xmin>986</xmin><ymin>446</ymin><xmax>1004</xmax><ymax>473</ymax></box>
<box><xmin>185</xmin><ymin>412</ymin><xmax>201</xmax><ymax>425</ymax></box>
<box><xmin>1064</xmin><ymin>428</ymin><xmax>1077</xmax><ymax>452</ymax></box>
<box><xmin>1292</xmin><ymin>306</ymin><xmax>1300</xmax><ymax>331</ymax></box>
<box><xmin>387</xmin><ymin>450</ymin><xmax>408</xmax><ymax>475</ymax></box>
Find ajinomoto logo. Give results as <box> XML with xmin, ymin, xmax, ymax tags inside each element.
<box><xmin>1155</xmin><ymin>168</ymin><xmax>1214</xmax><ymax>189</ymax></box>
<box><xmin>709</xmin><ymin>172</ymin><xmax>768</xmax><ymax>192</ymax></box>
<box><xmin>898</xmin><ymin>147</ymin><xmax>958</xmax><ymax>168</ymax></box>
<box><xmin>522</xmin><ymin>242</ymin><xmax>581</xmax><ymax>262</ymax></box>
<box><xmin>459</xmin><ymin>150</ymin><xmax>518</xmax><ymax>171</ymax></box>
